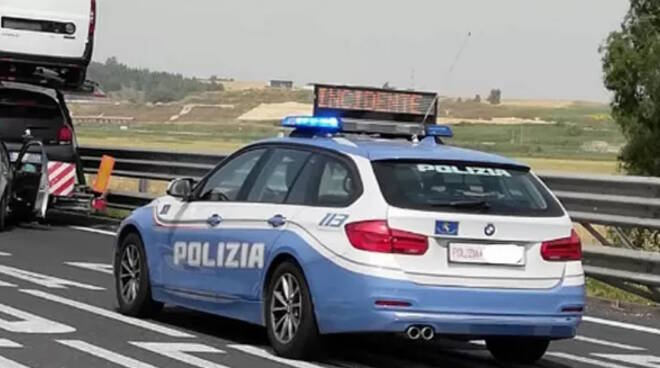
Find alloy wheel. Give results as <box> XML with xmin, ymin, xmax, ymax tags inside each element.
<box><xmin>119</xmin><ymin>244</ymin><xmax>141</xmax><ymax>304</ymax></box>
<box><xmin>270</xmin><ymin>273</ymin><xmax>302</xmax><ymax>344</ymax></box>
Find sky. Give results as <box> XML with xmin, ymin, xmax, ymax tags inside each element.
<box><xmin>94</xmin><ymin>0</ymin><xmax>630</xmax><ymax>102</ymax></box>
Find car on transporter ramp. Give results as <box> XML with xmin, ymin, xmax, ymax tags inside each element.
<box><xmin>113</xmin><ymin>84</ymin><xmax>585</xmax><ymax>364</ymax></box>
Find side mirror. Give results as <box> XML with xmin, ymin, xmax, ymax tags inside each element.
<box><xmin>166</xmin><ymin>178</ymin><xmax>193</xmax><ymax>199</ymax></box>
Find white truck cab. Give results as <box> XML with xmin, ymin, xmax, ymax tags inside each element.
<box><xmin>0</xmin><ymin>0</ymin><xmax>96</xmax><ymax>88</ymax></box>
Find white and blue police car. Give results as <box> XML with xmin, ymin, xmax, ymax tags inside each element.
<box><xmin>114</xmin><ymin>85</ymin><xmax>584</xmax><ymax>364</ymax></box>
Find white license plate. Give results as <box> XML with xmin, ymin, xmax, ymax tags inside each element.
<box><xmin>9</xmin><ymin>152</ymin><xmax>42</xmax><ymax>164</ymax></box>
<box><xmin>449</xmin><ymin>243</ymin><xmax>526</xmax><ymax>266</ymax></box>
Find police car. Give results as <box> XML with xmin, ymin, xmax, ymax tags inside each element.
<box><xmin>114</xmin><ymin>85</ymin><xmax>584</xmax><ymax>364</ymax></box>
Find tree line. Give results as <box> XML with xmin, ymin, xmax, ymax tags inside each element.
<box><xmin>87</xmin><ymin>57</ymin><xmax>223</xmax><ymax>103</ymax></box>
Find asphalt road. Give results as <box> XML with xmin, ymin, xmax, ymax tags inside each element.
<box><xmin>1</xmin><ymin>223</ymin><xmax>660</xmax><ymax>368</ymax></box>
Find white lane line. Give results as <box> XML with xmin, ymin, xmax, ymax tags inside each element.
<box><xmin>547</xmin><ymin>352</ymin><xmax>634</xmax><ymax>368</ymax></box>
<box><xmin>472</xmin><ymin>336</ymin><xmax>644</xmax><ymax>352</ymax></box>
<box><xmin>0</xmin><ymin>356</ymin><xmax>31</xmax><ymax>368</ymax></box>
<box><xmin>0</xmin><ymin>280</ymin><xmax>16</xmax><ymax>288</ymax></box>
<box><xmin>574</xmin><ymin>336</ymin><xmax>645</xmax><ymax>351</ymax></box>
<box><xmin>0</xmin><ymin>265</ymin><xmax>104</xmax><ymax>290</ymax></box>
<box><xmin>131</xmin><ymin>342</ymin><xmax>228</xmax><ymax>368</ymax></box>
<box><xmin>593</xmin><ymin>354</ymin><xmax>660</xmax><ymax>368</ymax></box>
<box><xmin>20</xmin><ymin>289</ymin><xmax>194</xmax><ymax>338</ymax></box>
<box><xmin>64</xmin><ymin>262</ymin><xmax>113</xmax><ymax>275</ymax></box>
<box><xmin>584</xmin><ymin>316</ymin><xmax>660</xmax><ymax>336</ymax></box>
<box><xmin>58</xmin><ymin>340</ymin><xmax>157</xmax><ymax>368</ymax></box>
<box><xmin>0</xmin><ymin>339</ymin><xmax>22</xmax><ymax>348</ymax></box>
<box><xmin>229</xmin><ymin>345</ymin><xmax>327</xmax><ymax>368</ymax></box>
<box><xmin>0</xmin><ymin>303</ymin><xmax>75</xmax><ymax>333</ymax></box>
<box><xmin>0</xmin><ymin>252</ymin><xmax>11</xmax><ymax>257</ymax></box>
<box><xmin>68</xmin><ymin>226</ymin><xmax>117</xmax><ymax>237</ymax></box>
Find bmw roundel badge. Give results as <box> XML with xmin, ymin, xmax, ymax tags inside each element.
<box><xmin>484</xmin><ymin>223</ymin><xmax>496</xmax><ymax>237</ymax></box>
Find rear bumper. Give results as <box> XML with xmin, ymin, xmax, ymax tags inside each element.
<box><xmin>306</xmin><ymin>259</ymin><xmax>585</xmax><ymax>338</ymax></box>
<box><xmin>0</xmin><ymin>43</ymin><xmax>92</xmax><ymax>69</ymax></box>
<box><xmin>322</xmin><ymin>308</ymin><xmax>580</xmax><ymax>339</ymax></box>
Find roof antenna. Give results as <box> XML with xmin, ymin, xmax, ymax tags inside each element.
<box><xmin>421</xmin><ymin>31</ymin><xmax>472</xmax><ymax>126</ymax></box>
<box><xmin>445</xmin><ymin>32</ymin><xmax>472</xmax><ymax>85</ymax></box>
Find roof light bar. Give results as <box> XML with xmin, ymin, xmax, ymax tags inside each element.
<box><xmin>282</xmin><ymin>116</ymin><xmax>342</xmax><ymax>132</ymax></box>
<box><xmin>425</xmin><ymin>124</ymin><xmax>454</xmax><ymax>138</ymax></box>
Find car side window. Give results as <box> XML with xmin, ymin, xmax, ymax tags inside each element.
<box><xmin>0</xmin><ymin>144</ymin><xmax>9</xmax><ymax>187</ymax></box>
<box><xmin>198</xmin><ymin>149</ymin><xmax>266</xmax><ymax>202</ymax></box>
<box><xmin>316</xmin><ymin>158</ymin><xmax>357</xmax><ymax>207</ymax></box>
<box><xmin>0</xmin><ymin>144</ymin><xmax>8</xmax><ymax>171</ymax></box>
<box><xmin>247</xmin><ymin>148</ymin><xmax>311</xmax><ymax>204</ymax></box>
<box><xmin>287</xmin><ymin>154</ymin><xmax>359</xmax><ymax>207</ymax></box>
<box><xmin>286</xmin><ymin>154</ymin><xmax>322</xmax><ymax>205</ymax></box>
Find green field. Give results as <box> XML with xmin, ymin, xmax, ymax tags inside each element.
<box><xmin>76</xmin><ymin>120</ymin><xmax>622</xmax><ymax>174</ymax></box>
<box><xmin>72</xmin><ymin>89</ymin><xmax>622</xmax><ymax>174</ymax></box>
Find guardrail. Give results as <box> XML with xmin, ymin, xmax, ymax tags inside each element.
<box><xmin>73</xmin><ymin>115</ymin><xmax>135</xmax><ymax>125</ymax></box>
<box><xmin>78</xmin><ymin>146</ymin><xmax>660</xmax><ymax>303</ymax></box>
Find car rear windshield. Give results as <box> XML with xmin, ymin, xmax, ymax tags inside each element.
<box><xmin>0</xmin><ymin>90</ymin><xmax>61</xmax><ymax>120</ymax></box>
<box><xmin>372</xmin><ymin>160</ymin><xmax>565</xmax><ymax>217</ymax></box>
<box><xmin>0</xmin><ymin>89</ymin><xmax>64</xmax><ymax>142</ymax></box>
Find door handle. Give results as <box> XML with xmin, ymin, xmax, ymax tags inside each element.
<box><xmin>268</xmin><ymin>214</ymin><xmax>286</xmax><ymax>228</ymax></box>
<box><xmin>207</xmin><ymin>214</ymin><xmax>223</xmax><ymax>227</ymax></box>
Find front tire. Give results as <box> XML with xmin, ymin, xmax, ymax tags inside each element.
<box><xmin>265</xmin><ymin>261</ymin><xmax>322</xmax><ymax>359</ymax></box>
<box><xmin>115</xmin><ymin>233</ymin><xmax>163</xmax><ymax>317</ymax></box>
<box><xmin>486</xmin><ymin>337</ymin><xmax>550</xmax><ymax>364</ymax></box>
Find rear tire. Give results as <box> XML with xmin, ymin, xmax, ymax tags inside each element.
<box><xmin>265</xmin><ymin>261</ymin><xmax>322</xmax><ymax>359</ymax></box>
<box><xmin>486</xmin><ymin>337</ymin><xmax>550</xmax><ymax>364</ymax></box>
<box><xmin>115</xmin><ymin>233</ymin><xmax>163</xmax><ymax>317</ymax></box>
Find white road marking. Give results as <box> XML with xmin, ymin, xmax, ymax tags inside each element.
<box><xmin>58</xmin><ymin>340</ymin><xmax>157</xmax><ymax>368</ymax></box>
<box><xmin>64</xmin><ymin>262</ymin><xmax>113</xmax><ymax>275</ymax></box>
<box><xmin>574</xmin><ymin>336</ymin><xmax>645</xmax><ymax>351</ymax></box>
<box><xmin>68</xmin><ymin>226</ymin><xmax>116</xmax><ymax>237</ymax></box>
<box><xmin>0</xmin><ymin>279</ymin><xmax>16</xmax><ymax>287</ymax></box>
<box><xmin>547</xmin><ymin>352</ymin><xmax>634</xmax><ymax>368</ymax></box>
<box><xmin>20</xmin><ymin>289</ymin><xmax>194</xmax><ymax>338</ymax></box>
<box><xmin>593</xmin><ymin>354</ymin><xmax>660</xmax><ymax>368</ymax></box>
<box><xmin>0</xmin><ymin>339</ymin><xmax>22</xmax><ymax>348</ymax></box>
<box><xmin>0</xmin><ymin>265</ymin><xmax>104</xmax><ymax>290</ymax></box>
<box><xmin>0</xmin><ymin>356</ymin><xmax>31</xmax><ymax>368</ymax></box>
<box><xmin>0</xmin><ymin>252</ymin><xmax>10</xmax><ymax>257</ymax></box>
<box><xmin>229</xmin><ymin>345</ymin><xmax>326</xmax><ymax>368</ymax></box>
<box><xmin>0</xmin><ymin>303</ymin><xmax>75</xmax><ymax>333</ymax></box>
<box><xmin>0</xmin><ymin>339</ymin><xmax>30</xmax><ymax>368</ymax></box>
<box><xmin>584</xmin><ymin>316</ymin><xmax>660</xmax><ymax>336</ymax></box>
<box><xmin>131</xmin><ymin>342</ymin><xmax>228</xmax><ymax>368</ymax></box>
<box><xmin>469</xmin><ymin>340</ymin><xmax>486</xmax><ymax>346</ymax></box>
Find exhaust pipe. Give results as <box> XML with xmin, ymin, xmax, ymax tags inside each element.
<box><xmin>406</xmin><ymin>326</ymin><xmax>421</xmax><ymax>340</ymax></box>
<box><xmin>421</xmin><ymin>326</ymin><xmax>435</xmax><ymax>341</ymax></box>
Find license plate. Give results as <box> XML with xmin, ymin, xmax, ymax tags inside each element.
<box><xmin>10</xmin><ymin>152</ymin><xmax>42</xmax><ymax>164</ymax></box>
<box><xmin>449</xmin><ymin>243</ymin><xmax>526</xmax><ymax>266</ymax></box>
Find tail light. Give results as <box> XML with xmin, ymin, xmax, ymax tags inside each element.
<box><xmin>345</xmin><ymin>220</ymin><xmax>428</xmax><ymax>255</ymax></box>
<box><xmin>58</xmin><ymin>126</ymin><xmax>73</xmax><ymax>143</ymax></box>
<box><xmin>541</xmin><ymin>229</ymin><xmax>582</xmax><ymax>261</ymax></box>
<box><xmin>89</xmin><ymin>0</ymin><xmax>97</xmax><ymax>37</ymax></box>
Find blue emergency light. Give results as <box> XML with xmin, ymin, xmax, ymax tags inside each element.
<box><xmin>282</xmin><ymin>116</ymin><xmax>342</xmax><ymax>132</ymax></box>
<box><xmin>425</xmin><ymin>124</ymin><xmax>454</xmax><ymax>138</ymax></box>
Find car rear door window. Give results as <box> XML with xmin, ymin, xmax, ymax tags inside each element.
<box><xmin>287</xmin><ymin>154</ymin><xmax>360</xmax><ymax>207</ymax></box>
<box><xmin>317</xmin><ymin>159</ymin><xmax>357</xmax><ymax>207</ymax></box>
<box><xmin>198</xmin><ymin>149</ymin><xmax>266</xmax><ymax>202</ymax></box>
<box><xmin>247</xmin><ymin>149</ymin><xmax>311</xmax><ymax>204</ymax></box>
